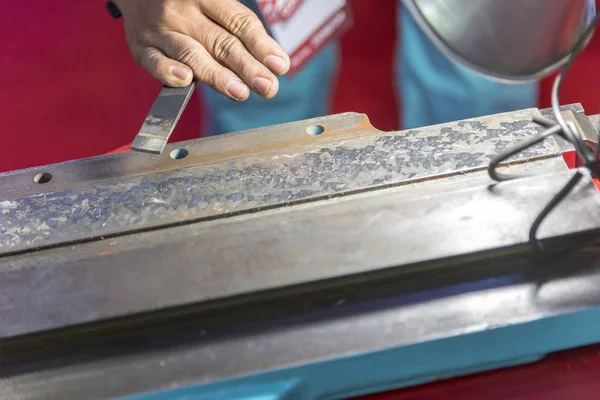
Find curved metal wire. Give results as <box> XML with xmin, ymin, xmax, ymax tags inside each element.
<box><xmin>488</xmin><ymin>114</ymin><xmax>576</xmax><ymax>182</ymax></box>
<box><xmin>487</xmin><ymin>11</ymin><xmax>600</xmax><ymax>250</ymax></box>
<box><xmin>488</xmin><ymin>123</ymin><xmax>564</xmax><ymax>182</ymax></box>
<box><xmin>528</xmin><ymin>171</ymin><xmax>586</xmax><ymax>250</ymax></box>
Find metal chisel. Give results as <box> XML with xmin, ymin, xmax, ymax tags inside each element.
<box><xmin>131</xmin><ymin>82</ymin><xmax>196</xmax><ymax>154</ymax></box>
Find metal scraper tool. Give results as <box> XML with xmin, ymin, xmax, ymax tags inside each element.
<box><xmin>131</xmin><ymin>82</ymin><xmax>196</xmax><ymax>154</ymax></box>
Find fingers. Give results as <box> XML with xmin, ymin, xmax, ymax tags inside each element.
<box><xmin>201</xmin><ymin>0</ymin><xmax>291</xmax><ymax>76</ymax></box>
<box><xmin>119</xmin><ymin>0</ymin><xmax>290</xmax><ymax>100</ymax></box>
<box><xmin>183</xmin><ymin>14</ymin><xmax>280</xmax><ymax>98</ymax></box>
<box><xmin>154</xmin><ymin>32</ymin><xmax>251</xmax><ymax>101</ymax></box>
<box><xmin>133</xmin><ymin>46</ymin><xmax>194</xmax><ymax>87</ymax></box>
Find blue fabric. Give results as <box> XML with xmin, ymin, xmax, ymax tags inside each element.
<box><xmin>397</xmin><ymin>6</ymin><xmax>538</xmax><ymax>129</ymax></box>
<box><xmin>201</xmin><ymin>43</ymin><xmax>339</xmax><ymax>136</ymax></box>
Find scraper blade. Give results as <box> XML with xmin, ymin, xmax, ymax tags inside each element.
<box><xmin>131</xmin><ymin>82</ymin><xmax>196</xmax><ymax>154</ymax></box>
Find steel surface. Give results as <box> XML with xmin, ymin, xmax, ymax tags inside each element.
<box><xmin>0</xmin><ymin>107</ymin><xmax>563</xmax><ymax>256</ymax></box>
<box><xmin>131</xmin><ymin>83</ymin><xmax>196</xmax><ymax>154</ymax></box>
<box><xmin>3</xmin><ymin>229</ymin><xmax>600</xmax><ymax>400</ymax></box>
<box><xmin>3</xmin><ymin>106</ymin><xmax>600</xmax><ymax>400</ymax></box>
<box><xmin>2</xmin><ymin>164</ymin><xmax>599</xmax><ymax>340</ymax></box>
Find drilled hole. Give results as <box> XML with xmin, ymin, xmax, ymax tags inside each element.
<box><xmin>306</xmin><ymin>125</ymin><xmax>325</xmax><ymax>136</ymax></box>
<box><xmin>34</xmin><ymin>172</ymin><xmax>52</xmax><ymax>184</ymax></box>
<box><xmin>170</xmin><ymin>148</ymin><xmax>189</xmax><ymax>160</ymax></box>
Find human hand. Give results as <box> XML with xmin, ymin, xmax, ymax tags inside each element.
<box><xmin>113</xmin><ymin>0</ymin><xmax>290</xmax><ymax>101</ymax></box>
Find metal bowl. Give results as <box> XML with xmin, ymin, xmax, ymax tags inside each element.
<box><xmin>402</xmin><ymin>0</ymin><xmax>596</xmax><ymax>82</ymax></box>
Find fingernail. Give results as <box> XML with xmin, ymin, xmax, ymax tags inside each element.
<box><xmin>252</xmin><ymin>77</ymin><xmax>273</xmax><ymax>96</ymax></box>
<box><xmin>265</xmin><ymin>55</ymin><xmax>288</xmax><ymax>75</ymax></box>
<box><xmin>227</xmin><ymin>79</ymin><xmax>250</xmax><ymax>100</ymax></box>
<box><xmin>171</xmin><ymin>66</ymin><xmax>191</xmax><ymax>81</ymax></box>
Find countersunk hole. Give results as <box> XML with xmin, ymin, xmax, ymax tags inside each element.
<box><xmin>34</xmin><ymin>172</ymin><xmax>52</xmax><ymax>184</ymax></box>
<box><xmin>306</xmin><ymin>125</ymin><xmax>325</xmax><ymax>136</ymax></box>
<box><xmin>170</xmin><ymin>148</ymin><xmax>189</xmax><ymax>160</ymax></box>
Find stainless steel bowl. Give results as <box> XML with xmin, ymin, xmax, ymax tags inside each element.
<box><xmin>402</xmin><ymin>0</ymin><xmax>597</xmax><ymax>82</ymax></box>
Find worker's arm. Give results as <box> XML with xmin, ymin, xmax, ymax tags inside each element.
<box><xmin>112</xmin><ymin>0</ymin><xmax>290</xmax><ymax>101</ymax></box>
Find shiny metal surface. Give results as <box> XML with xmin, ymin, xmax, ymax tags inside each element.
<box><xmin>131</xmin><ymin>82</ymin><xmax>196</xmax><ymax>154</ymax></box>
<box><xmin>403</xmin><ymin>0</ymin><xmax>596</xmax><ymax>81</ymax></box>
<box><xmin>0</xmin><ymin>105</ymin><xmax>590</xmax><ymax>339</ymax></box>
<box><xmin>0</xmin><ymin>107</ymin><xmax>565</xmax><ymax>256</ymax></box>
<box><xmin>3</xmin><ymin>163</ymin><xmax>597</xmax><ymax>341</ymax></box>
<box><xmin>587</xmin><ymin>113</ymin><xmax>600</xmax><ymax>137</ymax></box>
<box><xmin>3</xmin><ymin>202</ymin><xmax>600</xmax><ymax>399</ymax></box>
<box><xmin>3</xmin><ymin>107</ymin><xmax>600</xmax><ymax>399</ymax></box>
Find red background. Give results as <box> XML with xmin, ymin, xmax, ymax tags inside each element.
<box><xmin>3</xmin><ymin>1</ymin><xmax>600</xmax><ymax>398</ymax></box>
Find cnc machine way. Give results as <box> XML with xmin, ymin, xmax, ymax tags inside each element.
<box><xmin>2</xmin><ymin>104</ymin><xmax>600</xmax><ymax>399</ymax></box>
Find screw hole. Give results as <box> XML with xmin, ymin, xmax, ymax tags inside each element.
<box><xmin>170</xmin><ymin>148</ymin><xmax>189</xmax><ymax>160</ymax></box>
<box><xmin>306</xmin><ymin>125</ymin><xmax>325</xmax><ymax>136</ymax></box>
<box><xmin>34</xmin><ymin>172</ymin><xmax>52</xmax><ymax>184</ymax></box>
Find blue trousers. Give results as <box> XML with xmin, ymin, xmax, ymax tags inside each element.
<box><xmin>201</xmin><ymin>3</ymin><xmax>538</xmax><ymax>135</ymax></box>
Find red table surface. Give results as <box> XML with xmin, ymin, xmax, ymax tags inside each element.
<box><xmin>3</xmin><ymin>1</ymin><xmax>600</xmax><ymax>398</ymax></box>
